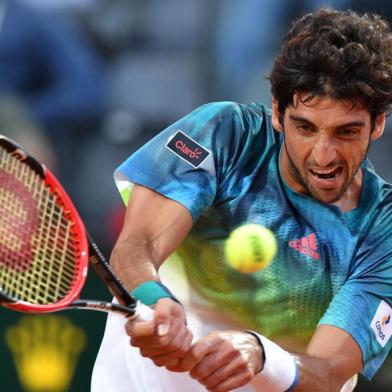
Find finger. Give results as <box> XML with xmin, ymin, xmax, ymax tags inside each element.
<box><xmin>125</xmin><ymin>318</ymin><xmax>156</xmax><ymax>337</ymax></box>
<box><xmin>206</xmin><ymin>368</ymin><xmax>253</xmax><ymax>392</ymax></box>
<box><xmin>157</xmin><ymin>322</ymin><xmax>170</xmax><ymax>336</ymax></box>
<box><xmin>150</xmin><ymin>328</ymin><xmax>193</xmax><ymax>364</ymax></box>
<box><xmin>165</xmin><ymin>323</ymin><xmax>193</xmax><ymax>356</ymax></box>
<box><xmin>155</xmin><ymin>297</ymin><xmax>186</xmax><ymax>320</ymax></box>
<box><xmin>131</xmin><ymin>316</ymin><xmax>184</xmax><ymax>349</ymax></box>
<box><xmin>131</xmin><ymin>332</ymin><xmax>172</xmax><ymax>349</ymax></box>
<box><xmin>190</xmin><ymin>344</ymin><xmax>238</xmax><ymax>380</ymax></box>
<box><xmin>152</xmin><ymin>348</ymin><xmax>187</xmax><ymax>367</ymax></box>
<box><xmin>139</xmin><ymin>341</ymin><xmax>179</xmax><ymax>358</ymax></box>
<box><xmin>149</xmin><ymin>328</ymin><xmax>193</xmax><ymax>372</ymax></box>
<box><xmin>153</xmin><ymin>298</ymin><xmax>185</xmax><ymax>337</ymax></box>
<box><xmin>138</xmin><ymin>321</ymin><xmax>192</xmax><ymax>357</ymax></box>
<box><xmin>163</xmin><ymin>358</ymin><xmax>183</xmax><ymax>371</ymax></box>
<box><xmin>201</xmin><ymin>356</ymin><xmax>248</xmax><ymax>389</ymax></box>
<box><xmin>180</xmin><ymin>337</ymin><xmax>216</xmax><ymax>372</ymax></box>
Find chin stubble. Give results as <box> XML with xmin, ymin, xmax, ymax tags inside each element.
<box><xmin>283</xmin><ymin>137</ymin><xmax>370</xmax><ymax>204</ymax></box>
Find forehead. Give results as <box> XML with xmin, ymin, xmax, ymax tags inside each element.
<box><xmin>286</xmin><ymin>94</ymin><xmax>371</xmax><ymax>126</ymax></box>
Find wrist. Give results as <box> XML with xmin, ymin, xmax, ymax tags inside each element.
<box><xmin>243</xmin><ymin>330</ymin><xmax>265</xmax><ymax>373</ymax></box>
<box><xmin>131</xmin><ymin>280</ymin><xmax>181</xmax><ymax>306</ymax></box>
<box><xmin>246</xmin><ymin>331</ymin><xmax>299</xmax><ymax>392</ymax></box>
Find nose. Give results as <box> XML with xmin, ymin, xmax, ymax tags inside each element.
<box><xmin>312</xmin><ymin>134</ymin><xmax>338</xmax><ymax>167</ymax></box>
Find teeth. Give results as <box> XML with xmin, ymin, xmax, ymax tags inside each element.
<box><xmin>310</xmin><ymin>168</ymin><xmax>339</xmax><ymax>179</ymax></box>
<box><xmin>313</xmin><ymin>169</ymin><xmax>335</xmax><ymax>175</ymax></box>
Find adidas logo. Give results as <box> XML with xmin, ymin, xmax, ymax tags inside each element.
<box><xmin>289</xmin><ymin>233</ymin><xmax>320</xmax><ymax>260</ymax></box>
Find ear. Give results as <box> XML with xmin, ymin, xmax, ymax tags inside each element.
<box><xmin>371</xmin><ymin>113</ymin><xmax>386</xmax><ymax>141</ymax></box>
<box><xmin>271</xmin><ymin>98</ymin><xmax>284</xmax><ymax>132</ymax></box>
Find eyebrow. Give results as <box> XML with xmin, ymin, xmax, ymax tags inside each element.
<box><xmin>288</xmin><ymin>114</ymin><xmax>366</xmax><ymax>128</ymax></box>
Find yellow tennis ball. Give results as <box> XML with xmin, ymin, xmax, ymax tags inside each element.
<box><xmin>224</xmin><ymin>224</ymin><xmax>277</xmax><ymax>273</ymax></box>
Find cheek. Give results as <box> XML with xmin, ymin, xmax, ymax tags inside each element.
<box><xmin>342</xmin><ymin>140</ymin><xmax>369</xmax><ymax>165</ymax></box>
<box><xmin>285</xmin><ymin>137</ymin><xmax>309</xmax><ymax>164</ymax></box>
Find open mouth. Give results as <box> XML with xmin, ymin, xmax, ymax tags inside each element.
<box><xmin>309</xmin><ymin>167</ymin><xmax>343</xmax><ymax>181</ymax></box>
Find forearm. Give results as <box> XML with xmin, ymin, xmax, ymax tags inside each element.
<box><xmin>293</xmin><ymin>353</ymin><xmax>350</xmax><ymax>392</ymax></box>
<box><xmin>109</xmin><ymin>185</ymin><xmax>194</xmax><ymax>300</ymax></box>
<box><xmin>110</xmin><ymin>236</ymin><xmax>160</xmax><ymax>293</ymax></box>
<box><xmin>248</xmin><ymin>328</ymin><xmax>361</xmax><ymax>392</ymax></box>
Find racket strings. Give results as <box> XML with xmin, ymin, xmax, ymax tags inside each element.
<box><xmin>0</xmin><ymin>147</ymin><xmax>79</xmax><ymax>305</ymax></box>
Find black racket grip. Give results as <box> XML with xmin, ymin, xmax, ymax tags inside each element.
<box><xmin>87</xmin><ymin>236</ymin><xmax>136</xmax><ymax>308</ymax></box>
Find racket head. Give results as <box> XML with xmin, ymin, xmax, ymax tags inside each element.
<box><xmin>0</xmin><ymin>135</ymin><xmax>89</xmax><ymax>313</ymax></box>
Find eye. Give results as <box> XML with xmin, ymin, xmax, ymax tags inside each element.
<box><xmin>338</xmin><ymin>128</ymin><xmax>358</xmax><ymax>137</ymax></box>
<box><xmin>295</xmin><ymin>123</ymin><xmax>313</xmax><ymax>133</ymax></box>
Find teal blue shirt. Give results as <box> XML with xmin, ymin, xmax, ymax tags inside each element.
<box><xmin>116</xmin><ymin>102</ymin><xmax>392</xmax><ymax>379</ymax></box>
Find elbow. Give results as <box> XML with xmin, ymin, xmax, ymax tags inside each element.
<box><xmin>328</xmin><ymin>363</ymin><xmax>358</xmax><ymax>392</ymax></box>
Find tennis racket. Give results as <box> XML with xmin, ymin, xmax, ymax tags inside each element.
<box><xmin>0</xmin><ymin>135</ymin><xmax>153</xmax><ymax>320</ymax></box>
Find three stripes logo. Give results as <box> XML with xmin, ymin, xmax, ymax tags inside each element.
<box><xmin>289</xmin><ymin>233</ymin><xmax>320</xmax><ymax>260</ymax></box>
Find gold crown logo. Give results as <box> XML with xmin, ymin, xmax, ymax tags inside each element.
<box><xmin>5</xmin><ymin>315</ymin><xmax>86</xmax><ymax>392</ymax></box>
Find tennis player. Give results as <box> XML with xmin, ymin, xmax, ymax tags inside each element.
<box><xmin>92</xmin><ymin>8</ymin><xmax>392</xmax><ymax>392</ymax></box>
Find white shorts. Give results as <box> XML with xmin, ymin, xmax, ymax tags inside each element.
<box><xmin>91</xmin><ymin>309</ymin><xmax>257</xmax><ymax>392</ymax></box>
<box><xmin>91</xmin><ymin>261</ymin><xmax>356</xmax><ymax>392</ymax></box>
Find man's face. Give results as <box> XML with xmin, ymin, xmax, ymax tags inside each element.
<box><xmin>272</xmin><ymin>94</ymin><xmax>385</xmax><ymax>205</ymax></box>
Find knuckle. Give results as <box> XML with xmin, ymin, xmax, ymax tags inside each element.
<box><xmin>232</xmin><ymin>359</ymin><xmax>248</xmax><ymax>374</ymax></box>
<box><xmin>185</xmin><ymin>331</ymin><xmax>193</xmax><ymax>345</ymax></box>
<box><xmin>189</xmin><ymin>346</ymin><xmax>204</xmax><ymax>363</ymax></box>
<box><xmin>190</xmin><ymin>367</ymin><xmax>201</xmax><ymax>380</ymax></box>
<box><xmin>204</xmin><ymin>378</ymin><xmax>217</xmax><ymax>388</ymax></box>
<box><xmin>166</xmin><ymin>358</ymin><xmax>180</xmax><ymax>366</ymax></box>
<box><xmin>244</xmin><ymin>372</ymin><xmax>253</xmax><ymax>383</ymax></box>
<box><xmin>220</xmin><ymin>347</ymin><xmax>237</xmax><ymax>362</ymax></box>
<box><xmin>130</xmin><ymin>337</ymin><xmax>140</xmax><ymax>348</ymax></box>
<box><xmin>205</xmin><ymin>335</ymin><xmax>219</xmax><ymax>349</ymax></box>
<box><xmin>153</xmin><ymin>357</ymin><xmax>166</xmax><ymax>367</ymax></box>
<box><xmin>198</xmin><ymin>377</ymin><xmax>209</xmax><ymax>386</ymax></box>
<box><xmin>157</xmin><ymin>337</ymin><xmax>170</xmax><ymax>347</ymax></box>
<box><xmin>153</xmin><ymin>359</ymin><xmax>165</xmax><ymax>367</ymax></box>
<box><xmin>125</xmin><ymin>324</ymin><xmax>134</xmax><ymax>336</ymax></box>
<box><xmin>139</xmin><ymin>349</ymin><xmax>150</xmax><ymax>358</ymax></box>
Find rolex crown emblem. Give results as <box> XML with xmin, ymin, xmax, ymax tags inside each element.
<box><xmin>5</xmin><ymin>315</ymin><xmax>86</xmax><ymax>392</ymax></box>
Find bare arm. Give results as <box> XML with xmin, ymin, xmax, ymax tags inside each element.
<box><xmin>111</xmin><ymin>184</ymin><xmax>194</xmax><ymax>370</ymax></box>
<box><xmin>111</xmin><ymin>184</ymin><xmax>193</xmax><ymax>293</ymax></box>
<box><xmin>295</xmin><ymin>324</ymin><xmax>362</xmax><ymax>391</ymax></box>
<box><xmin>181</xmin><ymin>324</ymin><xmax>363</xmax><ymax>391</ymax></box>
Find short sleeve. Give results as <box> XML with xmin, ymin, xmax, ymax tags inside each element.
<box><xmin>318</xmin><ymin>243</ymin><xmax>392</xmax><ymax>379</ymax></box>
<box><xmin>114</xmin><ymin>102</ymin><xmax>260</xmax><ymax>221</ymax></box>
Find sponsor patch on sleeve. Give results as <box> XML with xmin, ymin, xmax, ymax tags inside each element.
<box><xmin>370</xmin><ymin>300</ymin><xmax>392</xmax><ymax>347</ymax></box>
<box><xmin>166</xmin><ymin>131</ymin><xmax>210</xmax><ymax>168</ymax></box>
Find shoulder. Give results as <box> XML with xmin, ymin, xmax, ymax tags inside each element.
<box><xmin>350</xmin><ymin>172</ymin><xmax>392</xmax><ymax>275</ymax></box>
<box><xmin>367</xmin><ymin>170</ymin><xmax>392</xmax><ymax>225</ymax></box>
<box><xmin>189</xmin><ymin>101</ymin><xmax>269</xmax><ymax>127</ymax></box>
<box><xmin>187</xmin><ymin>101</ymin><xmax>272</xmax><ymax>144</ymax></box>
<box><xmin>371</xmin><ymin>180</ymin><xmax>392</xmax><ymax>243</ymax></box>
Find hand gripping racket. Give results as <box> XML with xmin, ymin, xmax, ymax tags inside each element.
<box><xmin>0</xmin><ymin>135</ymin><xmax>153</xmax><ymax>321</ymax></box>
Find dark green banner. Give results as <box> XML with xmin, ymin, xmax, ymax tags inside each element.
<box><xmin>0</xmin><ymin>271</ymin><xmax>108</xmax><ymax>392</ymax></box>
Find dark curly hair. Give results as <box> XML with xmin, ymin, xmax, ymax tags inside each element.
<box><xmin>269</xmin><ymin>8</ymin><xmax>392</xmax><ymax>119</ymax></box>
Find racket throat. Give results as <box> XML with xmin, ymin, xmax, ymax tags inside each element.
<box><xmin>69</xmin><ymin>299</ymin><xmax>137</xmax><ymax>317</ymax></box>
